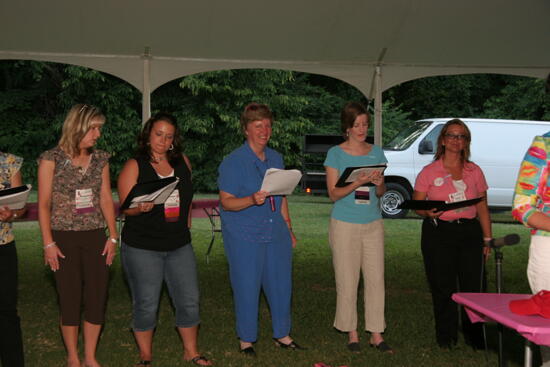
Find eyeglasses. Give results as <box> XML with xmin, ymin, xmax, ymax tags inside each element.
<box><xmin>444</xmin><ymin>133</ymin><xmax>467</xmax><ymax>141</ymax></box>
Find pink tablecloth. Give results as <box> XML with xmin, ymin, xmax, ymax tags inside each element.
<box><xmin>452</xmin><ymin>292</ymin><xmax>550</xmax><ymax>347</ymax></box>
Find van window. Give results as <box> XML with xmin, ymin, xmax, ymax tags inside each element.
<box><xmin>384</xmin><ymin>120</ymin><xmax>433</xmax><ymax>151</ymax></box>
<box><xmin>418</xmin><ymin>124</ymin><xmax>444</xmax><ymax>154</ymax></box>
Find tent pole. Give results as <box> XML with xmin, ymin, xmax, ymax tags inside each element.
<box><xmin>142</xmin><ymin>47</ymin><xmax>152</xmax><ymax>125</ymax></box>
<box><xmin>374</xmin><ymin>66</ymin><xmax>383</xmax><ymax>146</ymax></box>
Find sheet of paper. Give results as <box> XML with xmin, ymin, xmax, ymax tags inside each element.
<box><xmin>0</xmin><ymin>184</ymin><xmax>32</xmax><ymax>210</ymax></box>
<box><xmin>129</xmin><ymin>179</ymin><xmax>179</xmax><ymax>208</ymax></box>
<box><xmin>260</xmin><ymin>168</ymin><xmax>302</xmax><ymax>196</ymax></box>
<box><xmin>345</xmin><ymin>166</ymin><xmax>386</xmax><ymax>183</ymax></box>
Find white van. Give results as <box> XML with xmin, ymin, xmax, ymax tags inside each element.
<box><xmin>381</xmin><ymin>118</ymin><xmax>550</xmax><ymax>218</ymax></box>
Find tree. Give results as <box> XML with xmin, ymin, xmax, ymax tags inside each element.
<box><xmin>482</xmin><ymin>77</ymin><xmax>549</xmax><ymax>120</ymax></box>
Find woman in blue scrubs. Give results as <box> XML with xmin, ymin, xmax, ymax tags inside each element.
<box><xmin>217</xmin><ymin>102</ymin><xmax>301</xmax><ymax>357</ymax></box>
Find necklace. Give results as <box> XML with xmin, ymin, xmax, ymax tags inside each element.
<box><xmin>151</xmin><ymin>155</ymin><xmax>166</xmax><ymax>164</ymax></box>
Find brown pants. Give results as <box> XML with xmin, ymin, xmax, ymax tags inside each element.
<box><xmin>52</xmin><ymin>229</ymin><xmax>109</xmax><ymax>326</ymax></box>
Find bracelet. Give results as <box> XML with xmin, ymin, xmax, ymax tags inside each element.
<box><xmin>109</xmin><ymin>237</ymin><xmax>118</xmax><ymax>244</ymax></box>
<box><xmin>483</xmin><ymin>237</ymin><xmax>492</xmax><ymax>242</ymax></box>
<box><xmin>43</xmin><ymin>242</ymin><xmax>56</xmax><ymax>249</ymax></box>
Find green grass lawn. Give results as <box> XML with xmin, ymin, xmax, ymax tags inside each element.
<box><xmin>13</xmin><ymin>195</ymin><xmax>535</xmax><ymax>366</ymax></box>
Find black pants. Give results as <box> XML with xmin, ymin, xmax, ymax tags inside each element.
<box><xmin>52</xmin><ymin>229</ymin><xmax>109</xmax><ymax>326</ymax></box>
<box><xmin>421</xmin><ymin>218</ymin><xmax>485</xmax><ymax>347</ymax></box>
<box><xmin>0</xmin><ymin>241</ymin><xmax>24</xmax><ymax>367</ymax></box>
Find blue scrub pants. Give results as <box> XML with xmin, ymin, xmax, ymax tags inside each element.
<box><xmin>224</xmin><ymin>227</ymin><xmax>293</xmax><ymax>343</ymax></box>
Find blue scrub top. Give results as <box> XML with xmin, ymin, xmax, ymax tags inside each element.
<box><xmin>218</xmin><ymin>142</ymin><xmax>286</xmax><ymax>243</ymax></box>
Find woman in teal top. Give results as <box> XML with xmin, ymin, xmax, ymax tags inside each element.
<box><xmin>324</xmin><ymin>102</ymin><xmax>392</xmax><ymax>353</ymax></box>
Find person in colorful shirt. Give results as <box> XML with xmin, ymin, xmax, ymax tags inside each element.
<box><xmin>217</xmin><ymin>103</ymin><xmax>300</xmax><ymax>357</ymax></box>
<box><xmin>117</xmin><ymin>113</ymin><xmax>211</xmax><ymax>366</ymax></box>
<box><xmin>413</xmin><ymin>118</ymin><xmax>492</xmax><ymax>350</ymax></box>
<box><xmin>512</xmin><ymin>131</ymin><xmax>550</xmax><ymax>366</ymax></box>
<box><xmin>324</xmin><ymin>101</ymin><xmax>392</xmax><ymax>353</ymax></box>
<box><xmin>38</xmin><ymin>104</ymin><xmax>118</xmax><ymax>367</ymax></box>
<box><xmin>0</xmin><ymin>152</ymin><xmax>26</xmax><ymax>367</ymax></box>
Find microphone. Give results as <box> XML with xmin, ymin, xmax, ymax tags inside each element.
<box><xmin>486</xmin><ymin>234</ymin><xmax>520</xmax><ymax>249</ymax></box>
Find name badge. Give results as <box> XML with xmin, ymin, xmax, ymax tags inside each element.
<box><xmin>449</xmin><ymin>191</ymin><xmax>467</xmax><ymax>213</ymax></box>
<box><xmin>75</xmin><ymin>188</ymin><xmax>95</xmax><ymax>214</ymax></box>
<box><xmin>164</xmin><ymin>189</ymin><xmax>180</xmax><ymax>222</ymax></box>
<box><xmin>355</xmin><ymin>186</ymin><xmax>370</xmax><ymax>205</ymax></box>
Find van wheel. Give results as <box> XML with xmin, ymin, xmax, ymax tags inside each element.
<box><xmin>381</xmin><ymin>183</ymin><xmax>411</xmax><ymax>219</ymax></box>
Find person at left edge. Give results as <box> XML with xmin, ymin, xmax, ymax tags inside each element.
<box><xmin>217</xmin><ymin>102</ymin><xmax>301</xmax><ymax>357</ymax></box>
<box><xmin>0</xmin><ymin>151</ymin><xmax>26</xmax><ymax>367</ymax></box>
<box><xmin>38</xmin><ymin>104</ymin><xmax>118</xmax><ymax>367</ymax></box>
<box><xmin>118</xmin><ymin>113</ymin><xmax>212</xmax><ymax>366</ymax></box>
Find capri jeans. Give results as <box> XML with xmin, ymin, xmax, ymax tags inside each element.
<box><xmin>121</xmin><ymin>242</ymin><xmax>200</xmax><ymax>331</ymax></box>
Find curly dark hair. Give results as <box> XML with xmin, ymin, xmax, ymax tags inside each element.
<box><xmin>137</xmin><ymin>113</ymin><xmax>184</xmax><ymax>167</ymax></box>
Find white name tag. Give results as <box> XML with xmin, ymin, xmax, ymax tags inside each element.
<box><xmin>75</xmin><ymin>188</ymin><xmax>95</xmax><ymax>214</ymax></box>
<box><xmin>164</xmin><ymin>189</ymin><xmax>180</xmax><ymax>209</ymax></box>
<box><xmin>354</xmin><ymin>186</ymin><xmax>370</xmax><ymax>205</ymax></box>
<box><xmin>449</xmin><ymin>191</ymin><xmax>467</xmax><ymax>213</ymax></box>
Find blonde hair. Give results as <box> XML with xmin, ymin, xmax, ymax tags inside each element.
<box><xmin>58</xmin><ymin>104</ymin><xmax>105</xmax><ymax>157</ymax></box>
<box><xmin>434</xmin><ymin>118</ymin><xmax>472</xmax><ymax>163</ymax></box>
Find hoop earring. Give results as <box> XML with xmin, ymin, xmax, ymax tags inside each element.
<box><xmin>169</xmin><ymin>144</ymin><xmax>174</xmax><ymax>151</ymax></box>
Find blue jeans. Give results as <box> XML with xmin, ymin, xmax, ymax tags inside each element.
<box><xmin>121</xmin><ymin>243</ymin><xmax>200</xmax><ymax>331</ymax></box>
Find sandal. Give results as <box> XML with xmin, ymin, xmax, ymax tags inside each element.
<box><xmin>273</xmin><ymin>338</ymin><xmax>306</xmax><ymax>350</ymax></box>
<box><xmin>136</xmin><ymin>361</ymin><xmax>152</xmax><ymax>366</ymax></box>
<box><xmin>189</xmin><ymin>355</ymin><xmax>212</xmax><ymax>366</ymax></box>
<box><xmin>370</xmin><ymin>341</ymin><xmax>394</xmax><ymax>354</ymax></box>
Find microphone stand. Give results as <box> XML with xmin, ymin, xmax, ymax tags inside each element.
<box><xmin>493</xmin><ymin>247</ymin><xmax>506</xmax><ymax>367</ymax></box>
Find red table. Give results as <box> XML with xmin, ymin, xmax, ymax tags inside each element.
<box><xmin>453</xmin><ymin>292</ymin><xmax>550</xmax><ymax>366</ymax></box>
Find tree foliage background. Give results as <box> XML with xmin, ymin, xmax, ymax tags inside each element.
<box><xmin>0</xmin><ymin>60</ymin><xmax>548</xmax><ymax>192</ymax></box>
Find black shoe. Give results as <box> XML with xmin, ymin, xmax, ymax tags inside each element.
<box><xmin>437</xmin><ymin>339</ymin><xmax>457</xmax><ymax>350</ymax></box>
<box><xmin>370</xmin><ymin>341</ymin><xmax>394</xmax><ymax>354</ymax></box>
<box><xmin>273</xmin><ymin>338</ymin><xmax>306</xmax><ymax>350</ymax></box>
<box><xmin>239</xmin><ymin>346</ymin><xmax>256</xmax><ymax>357</ymax></box>
<box><xmin>347</xmin><ymin>342</ymin><xmax>361</xmax><ymax>352</ymax></box>
<box><xmin>464</xmin><ymin>337</ymin><xmax>486</xmax><ymax>351</ymax></box>
<box><xmin>438</xmin><ymin>341</ymin><xmax>454</xmax><ymax>350</ymax></box>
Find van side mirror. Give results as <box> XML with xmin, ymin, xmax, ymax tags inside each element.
<box><xmin>418</xmin><ymin>140</ymin><xmax>434</xmax><ymax>154</ymax></box>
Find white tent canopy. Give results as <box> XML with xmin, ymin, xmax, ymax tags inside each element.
<box><xmin>1</xmin><ymin>0</ymin><xmax>549</xmax><ymax>142</ymax></box>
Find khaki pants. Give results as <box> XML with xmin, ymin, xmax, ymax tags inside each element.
<box><xmin>329</xmin><ymin>218</ymin><xmax>386</xmax><ymax>333</ymax></box>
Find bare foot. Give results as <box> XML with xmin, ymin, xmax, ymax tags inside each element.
<box><xmin>82</xmin><ymin>359</ymin><xmax>101</xmax><ymax>367</ymax></box>
<box><xmin>348</xmin><ymin>330</ymin><xmax>359</xmax><ymax>344</ymax></box>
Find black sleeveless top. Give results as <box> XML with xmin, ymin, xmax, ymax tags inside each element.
<box><xmin>122</xmin><ymin>156</ymin><xmax>193</xmax><ymax>251</ymax></box>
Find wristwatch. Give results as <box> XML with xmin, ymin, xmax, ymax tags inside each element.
<box><xmin>109</xmin><ymin>237</ymin><xmax>118</xmax><ymax>244</ymax></box>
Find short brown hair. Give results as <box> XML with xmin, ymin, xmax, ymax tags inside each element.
<box><xmin>434</xmin><ymin>118</ymin><xmax>472</xmax><ymax>163</ymax></box>
<box><xmin>340</xmin><ymin>101</ymin><xmax>369</xmax><ymax>137</ymax></box>
<box><xmin>240</xmin><ymin>103</ymin><xmax>273</xmax><ymax>133</ymax></box>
